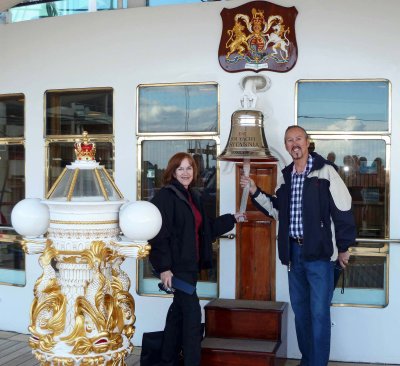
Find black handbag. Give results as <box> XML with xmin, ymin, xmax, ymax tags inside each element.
<box><xmin>140</xmin><ymin>331</ymin><xmax>183</xmax><ymax>366</ymax></box>
<box><xmin>140</xmin><ymin>323</ymin><xmax>205</xmax><ymax>366</ymax></box>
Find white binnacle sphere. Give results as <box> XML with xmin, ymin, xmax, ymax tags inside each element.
<box><xmin>11</xmin><ymin>198</ymin><xmax>50</xmax><ymax>237</ymax></box>
<box><xmin>119</xmin><ymin>200</ymin><xmax>130</xmax><ymax>213</ymax></box>
<box><xmin>119</xmin><ymin>201</ymin><xmax>162</xmax><ymax>242</ymax></box>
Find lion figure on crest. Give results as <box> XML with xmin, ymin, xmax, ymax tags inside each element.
<box><xmin>225</xmin><ymin>19</ymin><xmax>249</xmax><ymax>59</ymax></box>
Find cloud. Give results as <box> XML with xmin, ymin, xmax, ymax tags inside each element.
<box><xmin>326</xmin><ymin>116</ymin><xmax>366</xmax><ymax>131</ymax></box>
<box><xmin>139</xmin><ymin>101</ymin><xmax>217</xmax><ymax>132</ymax></box>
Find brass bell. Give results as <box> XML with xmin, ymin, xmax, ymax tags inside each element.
<box><xmin>218</xmin><ymin>109</ymin><xmax>277</xmax><ymax>162</ymax></box>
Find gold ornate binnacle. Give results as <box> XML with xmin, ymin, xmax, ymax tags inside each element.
<box><xmin>14</xmin><ymin>131</ymin><xmax>162</xmax><ymax>366</ymax></box>
<box><xmin>34</xmin><ymin>349</ymin><xmax>132</xmax><ymax>366</ymax></box>
<box><xmin>137</xmin><ymin>244</ymin><xmax>151</xmax><ymax>259</ymax></box>
<box><xmin>27</xmin><ymin>238</ymin><xmax>139</xmax><ymax>365</ymax></box>
<box><xmin>29</xmin><ymin>243</ymin><xmax>67</xmax><ymax>353</ymax></box>
<box><xmin>15</xmin><ymin>131</ymin><xmax>159</xmax><ymax>365</ymax></box>
<box><xmin>59</xmin><ymin>241</ymin><xmax>136</xmax><ymax>357</ymax></box>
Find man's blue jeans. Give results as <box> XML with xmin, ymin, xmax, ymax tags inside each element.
<box><xmin>288</xmin><ymin>242</ymin><xmax>334</xmax><ymax>366</ymax></box>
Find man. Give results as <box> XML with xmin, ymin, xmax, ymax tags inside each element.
<box><xmin>326</xmin><ymin>151</ymin><xmax>336</xmax><ymax>164</ymax></box>
<box><xmin>240</xmin><ymin>125</ymin><xmax>356</xmax><ymax>366</ymax></box>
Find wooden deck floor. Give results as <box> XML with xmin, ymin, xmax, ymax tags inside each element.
<box><xmin>0</xmin><ymin>331</ymin><xmax>140</xmax><ymax>366</ymax></box>
<box><xmin>1</xmin><ymin>330</ymin><xmax>398</xmax><ymax>366</ymax></box>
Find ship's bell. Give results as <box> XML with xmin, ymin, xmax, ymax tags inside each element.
<box><xmin>218</xmin><ymin>109</ymin><xmax>277</xmax><ymax>162</ymax></box>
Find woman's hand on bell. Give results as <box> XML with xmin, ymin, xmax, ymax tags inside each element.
<box><xmin>234</xmin><ymin>212</ymin><xmax>247</xmax><ymax>222</ymax></box>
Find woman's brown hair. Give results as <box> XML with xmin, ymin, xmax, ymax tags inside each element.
<box><xmin>162</xmin><ymin>152</ymin><xmax>198</xmax><ymax>186</ymax></box>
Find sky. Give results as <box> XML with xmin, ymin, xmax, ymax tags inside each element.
<box><xmin>297</xmin><ymin>80</ymin><xmax>389</xmax><ymax>132</ymax></box>
<box><xmin>139</xmin><ymin>84</ymin><xmax>218</xmax><ymax>133</ymax></box>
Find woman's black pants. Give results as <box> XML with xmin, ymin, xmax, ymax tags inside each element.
<box><xmin>160</xmin><ymin>283</ymin><xmax>201</xmax><ymax>366</ymax></box>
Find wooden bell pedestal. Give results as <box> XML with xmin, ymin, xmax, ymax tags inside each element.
<box><xmin>201</xmin><ymin>163</ymin><xmax>288</xmax><ymax>366</ymax></box>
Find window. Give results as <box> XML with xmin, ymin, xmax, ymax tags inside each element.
<box><xmin>0</xmin><ymin>94</ymin><xmax>26</xmax><ymax>286</ymax></box>
<box><xmin>309</xmin><ymin>136</ymin><xmax>389</xmax><ymax>306</ymax></box>
<box><xmin>296</xmin><ymin>79</ymin><xmax>391</xmax><ymax>307</ymax></box>
<box><xmin>147</xmin><ymin>0</ymin><xmax>203</xmax><ymax>7</ymax></box>
<box><xmin>297</xmin><ymin>80</ymin><xmax>390</xmax><ymax>132</ymax></box>
<box><xmin>8</xmin><ymin>0</ymin><xmax>127</xmax><ymax>22</ymax></box>
<box><xmin>137</xmin><ymin>82</ymin><xmax>220</xmax><ymax>298</ymax></box>
<box><xmin>4</xmin><ymin>0</ymin><xmax>206</xmax><ymax>23</ymax></box>
<box><xmin>45</xmin><ymin>88</ymin><xmax>114</xmax><ymax>192</ymax></box>
<box><xmin>0</xmin><ymin>230</ymin><xmax>26</xmax><ymax>287</ymax></box>
<box><xmin>138</xmin><ymin>83</ymin><xmax>218</xmax><ymax>134</ymax></box>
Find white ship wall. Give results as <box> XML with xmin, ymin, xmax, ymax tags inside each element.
<box><xmin>0</xmin><ymin>0</ymin><xmax>399</xmax><ymax>363</ymax></box>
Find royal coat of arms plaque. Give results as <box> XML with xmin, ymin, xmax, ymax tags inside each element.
<box><xmin>218</xmin><ymin>1</ymin><xmax>298</xmax><ymax>73</ymax></box>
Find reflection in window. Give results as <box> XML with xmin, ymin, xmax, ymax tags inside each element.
<box><xmin>147</xmin><ymin>0</ymin><xmax>202</xmax><ymax>6</ymax></box>
<box><xmin>9</xmin><ymin>0</ymin><xmax>127</xmax><ymax>22</ymax></box>
<box><xmin>297</xmin><ymin>80</ymin><xmax>390</xmax><ymax>132</ymax></box>
<box><xmin>311</xmin><ymin>138</ymin><xmax>387</xmax><ymax>241</ymax></box>
<box><xmin>10</xmin><ymin>0</ymin><xmax>88</xmax><ymax>22</ymax></box>
<box><xmin>0</xmin><ymin>94</ymin><xmax>25</xmax><ymax>286</ymax></box>
<box><xmin>137</xmin><ymin>82</ymin><xmax>220</xmax><ymax>298</ymax></box>
<box><xmin>314</xmin><ymin>137</ymin><xmax>389</xmax><ymax>307</ymax></box>
<box><xmin>138</xmin><ymin>139</ymin><xmax>218</xmax><ymax>297</ymax></box>
<box><xmin>0</xmin><ymin>94</ymin><xmax>24</xmax><ymax>138</ymax></box>
<box><xmin>97</xmin><ymin>0</ymin><xmax>126</xmax><ymax>11</ymax></box>
<box><xmin>0</xmin><ymin>145</ymin><xmax>25</xmax><ymax>226</ymax></box>
<box><xmin>138</xmin><ymin>83</ymin><xmax>218</xmax><ymax>133</ymax></box>
<box><xmin>0</xmin><ymin>232</ymin><xmax>26</xmax><ymax>287</ymax></box>
<box><xmin>141</xmin><ymin>139</ymin><xmax>217</xmax><ymax>213</ymax></box>
<box><xmin>47</xmin><ymin>140</ymin><xmax>113</xmax><ymax>192</ymax></box>
<box><xmin>0</xmin><ymin>95</ymin><xmax>25</xmax><ymax>226</ymax></box>
<box><xmin>332</xmin><ymin>255</ymin><xmax>387</xmax><ymax>306</ymax></box>
<box><xmin>45</xmin><ymin>88</ymin><xmax>114</xmax><ymax>194</ymax></box>
<box><xmin>297</xmin><ymin>80</ymin><xmax>391</xmax><ymax>307</ymax></box>
<box><xmin>46</xmin><ymin>88</ymin><xmax>113</xmax><ymax>136</ymax></box>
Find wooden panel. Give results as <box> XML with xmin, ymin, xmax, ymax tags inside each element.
<box><xmin>236</xmin><ymin>221</ymin><xmax>274</xmax><ymax>300</ymax></box>
<box><xmin>201</xmin><ymin>350</ymin><xmax>275</xmax><ymax>366</ymax></box>
<box><xmin>205</xmin><ymin>308</ymin><xmax>282</xmax><ymax>341</ymax></box>
<box><xmin>235</xmin><ymin>163</ymin><xmax>277</xmax><ymax>301</ymax></box>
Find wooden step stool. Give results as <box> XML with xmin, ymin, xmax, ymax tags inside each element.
<box><xmin>201</xmin><ymin>299</ymin><xmax>288</xmax><ymax>366</ymax></box>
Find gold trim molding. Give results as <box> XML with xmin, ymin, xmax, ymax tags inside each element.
<box><xmin>50</xmin><ymin>220</ymin><xmax>119</xmax><ymax>225</ymax></box>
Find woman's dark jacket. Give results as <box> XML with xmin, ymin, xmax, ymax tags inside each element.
<box><xmin>251</xmin><ymin>152</ymin><xmax>356</xmax><ymax>266</ymax></box>
<box><xmin>149</xmin><ymin>179</ymin><xmax>236</xmax><ymax>274</ymax></box>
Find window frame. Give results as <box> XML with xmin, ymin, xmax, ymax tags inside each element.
<box><xmin>0</xmin><ymin>93</ymin><xmax>26</xmax><ymax>287</ymax></box>
<box><xmin>135</xmin><ymin>82</ymin><xmax>221</xmax><ymax>299</ymax></box>
<box><xmin>44</xmin><ymin>136</ymin><xmax>115</xmax><ymax>193</ymax></box>
<box><xmin>0</xmin><ymin>231</ymin><xmax>26</xmax><ymax>287</ymax></box>
<box><xmin>295</xmin><ymin>79</ymin><xmax>391</xmax><ymax>135</ymax></box>
<box><xmin>309</xmin><ymin>134</ymin><xmax>390</xmax><ymax>240</ymax></box>
<box><xmin>296</xmin><ymin>79</ymin><xmax>391</xmax><ymax>308</ymax></box>
<box><xmin>136</xmin><ymin>81</ymin><xmax>220</xmax><ymax>137</ymax></box>
<box><xmin>136</xmin><ymin>136</ymin><xmax>221</xmax><ymax>299</ymax></box>
<box><xmin>44</xmin><ymin>87</ymin><xmax>115</xmax><ymax>194</ymax></box>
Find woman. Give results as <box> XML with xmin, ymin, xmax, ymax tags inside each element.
<box><xmin>149</xmin><ymin>152</ymin><xmax>243</xmax><ymax>366</ymax></box>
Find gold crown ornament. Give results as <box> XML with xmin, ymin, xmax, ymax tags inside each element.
<box><xmin>74</xmin><ymin>131</ymin><xmax>96</xmax><ymax>161</ymax></box>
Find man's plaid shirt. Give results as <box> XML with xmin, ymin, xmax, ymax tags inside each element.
<box><xmin>289</xmin><ymin>155</ymin><xmax>313</xmax><ymax>238</ymax></box>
